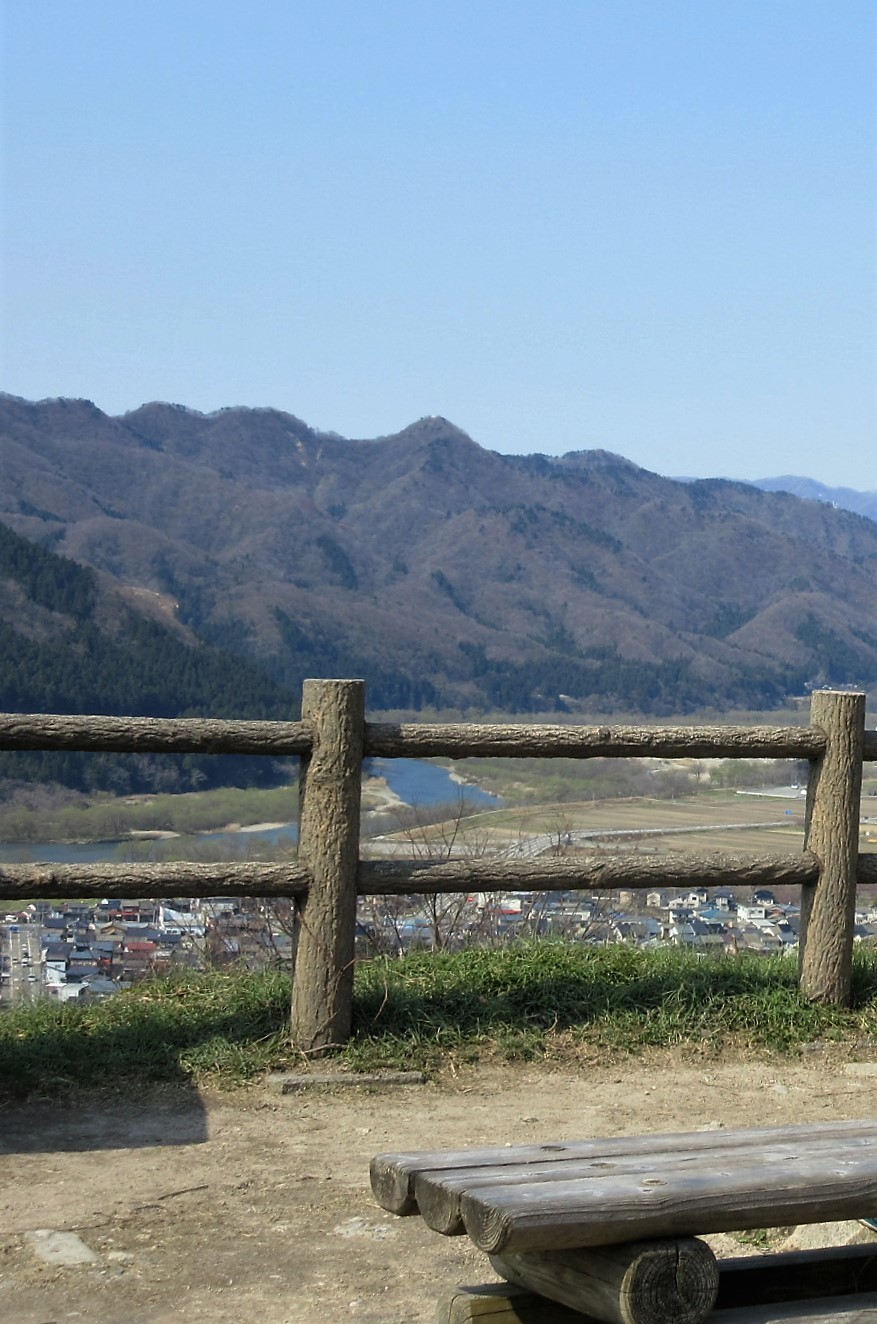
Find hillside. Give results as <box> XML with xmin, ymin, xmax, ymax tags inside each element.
<box><xmin>0</xmin><ymin>518</ymin><xmax>297</xmax><ymax>791</ymax></box>
<box><xmin>3</xmin><ymin>393</ymin><xmax>877</xmax><ymax>714</ymax></box>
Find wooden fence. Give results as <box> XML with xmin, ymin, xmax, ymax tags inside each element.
<box><xmin>1</xmin><ymin>683</ymin><xmax>875</xmax><ymax>1050</ymax></box>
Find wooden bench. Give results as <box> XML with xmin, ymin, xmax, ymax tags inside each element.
<box><xmin>371</xmin><ymin>1118</ymin><xmax>877</xmax><ymax>1323</ymax></box>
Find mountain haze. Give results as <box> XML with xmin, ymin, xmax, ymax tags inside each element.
<box><xmin>752</xmin><ymin>476</ymin><xmax>877</xmax><ymax>524</ymax></box>
<box><xmin>2</xmin><ymin>393</ymin><xmax>877</xmax><ymax>716</ymax></box>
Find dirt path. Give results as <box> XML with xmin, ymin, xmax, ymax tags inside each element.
<box><xmin>1</xmin><ymin>1048</ymin><xmax>875</xmax><ymax>1323</ymax></box>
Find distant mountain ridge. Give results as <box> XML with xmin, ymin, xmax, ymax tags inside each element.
<box><xmin>750</xmin><ymin>476</ymin><xmax>877</xmax><ymax>524</ymax></box>
<box><xmin>2</xmin><ymin>393</ymin><xmax>877</xmax><ymax>715</ymax></box>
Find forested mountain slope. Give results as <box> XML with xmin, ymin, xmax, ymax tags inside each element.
<box><xmin>3</xmin><ymin>393</ymin><xmax>877</xmax><ymax>715</ymax></box>
<box><xmin>0</xmin><ymin>519</ymin><xmax>297</xmax><ymax>790</ymax></box>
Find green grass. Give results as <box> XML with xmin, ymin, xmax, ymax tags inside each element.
<box><xmin>347</xmin><ymin>943</ymin><xmax>877</xmax><ymax>1070</ymax></box>
<box><xmin>0</xmin><ymin>968</ymin><xmax>296</xmax><ymax>1098</ymax></box>
<box><xmin>2</xmin><ymin>945</ymin><xmax>877</xmax><ymax>1098</ymax></box>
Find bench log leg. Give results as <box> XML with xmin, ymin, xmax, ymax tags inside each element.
<box><xmin>490</xmin><ymin>1237</ymin><xmax>719</xmax><ymax>1324</ymax></box>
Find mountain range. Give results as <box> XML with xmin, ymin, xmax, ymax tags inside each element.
<box><xmin>749</xmin><ymin>475</ymin><xmax>877</xmax><ymax>525</ymax></box>
<box><xmin>2</xmin><ymin>392</ymin><xmax>876</xmax><ymax>718</ymax></box>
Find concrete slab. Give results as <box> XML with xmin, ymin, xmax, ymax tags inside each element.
<box><xmin>266</xmin><ymin>1070</ymin><xmax>426</xmax><ymax>1092</ymax></box>
<box><xmin>25</xmin><ymin>1229</ymin><xmax>98</xmax><ymax>1265</ymax></box>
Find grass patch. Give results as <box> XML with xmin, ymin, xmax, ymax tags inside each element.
<box><xmin>0</xmin><ymin>968</ymin><xmax>296</xmax><ymax>1097</ymax></box>
<box><xmin>2</xmin><ymin>945</ymin><xmax>877</xmax><ymax>1097</ymax></box>
<box><xmin>346</xmin><ymin>943</ymin><xmax>877</xmax><ymax>1070</ymax></box>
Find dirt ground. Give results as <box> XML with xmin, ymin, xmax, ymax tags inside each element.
<box><xmin>1</xmin><ymin>1047</ymin><xmax>876</xmax><ymax>1323</ymax></box>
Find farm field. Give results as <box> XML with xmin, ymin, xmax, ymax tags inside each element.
<box><xmin>377</xmin><ymin>782</ymin><xmax>877</xmax><ymax>860</ymax></box>
<box><xmin>386</xmin><ymin>789</ymin><xmax>805</xmax><ymax>851</ymax></box>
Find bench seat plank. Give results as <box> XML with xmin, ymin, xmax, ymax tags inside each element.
<box><xmin>460</xmin><ymin>1142</ymin><xmax>877</xmax><ymax>1253</ymax></box>
<box><xmin>416</xmin><ymin>1133</ymin><xmax>877</xmax><ymax>1235</ymax></box>
<box><xmin>371</xmin><ymin>1119</ymin><xmax>877</xmax><ymax>1216</ymax></box>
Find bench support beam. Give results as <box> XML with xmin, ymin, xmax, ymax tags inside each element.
<box><xmin>490</xmin><ymin>1239</ymin><xmax>718</xmax><ymax>1324</ymax></box>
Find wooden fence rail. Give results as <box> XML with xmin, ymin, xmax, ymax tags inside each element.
<box><xmin>0</xmin><ymin>685</ymin><xmax>874</xmax><ymax>1050</ymax></box>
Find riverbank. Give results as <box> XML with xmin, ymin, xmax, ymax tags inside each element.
<box><xmin>0</xmin><ymin>762</ymin><xmax>493</xmax><ymax>862</ymax></box>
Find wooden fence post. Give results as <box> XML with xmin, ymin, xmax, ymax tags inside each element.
<box><xmin>799</xmin><ymin>689</ymin><xmax>865</xmax><ymax>1005</ymax></box>
<box><xmin>291</xmin><ymin>679</ymin><xmax>365</xmax><ymax>1053</ymax></box>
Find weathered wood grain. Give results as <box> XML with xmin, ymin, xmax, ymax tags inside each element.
<box><xmin>365</xmin><ymin>722</ymin><xmax>826</xmax><ymax>760</ymax></box>
<box><xmin>491</xmin><ymin>1239</ymin><xmax>719</xmax><ymax>1324</ymax></box>
<box><xmin>800</xmin><ymin>690</ymin><xmax>866</xmax><ymax>1005</ymax></box>
<box><xmin>459</xmin><ymin>1141</ymin><xmax>877</xmax><ymax>1253</ymax></box>
<box><xmin>0</xmin><ymin>861</ymin><xmax>312</xmax><ymax>900</ymax></box>
<box><xmin>413</xmin><ymin>1128</ymin><xmax>877</xmax><ymax>1236</ymax></box>
<box><xmin>6</xmin><ymin>851</ymin><xmax>874</xmax><ymax>904</ymax></box>
<box><xmin>291</xmin><ymin>679</ymin><xmax>364</xmax><ymax>1054</ymax></box>
<box><xmin>369</xmin><ymin>1119</ymin><xmax>877</xmax><ymax>1217</ymax></box>
<box><xmin>0</xmin><ymin>711</ymin><xmax>312</xmax><ymax>754</ymax></box>
<box><xmin>358</xmin><ymin>852</ymin><xmax>821</xmax><ymax>896</ymax></box>
<box><xmin>3</xmin><ymin>711</ymin><xmax>873</xmax><ymax>762</ymax></box>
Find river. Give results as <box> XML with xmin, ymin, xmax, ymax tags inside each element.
<box><xmin>0</xmin><ymin>758</ymin><xmax>499</xmax><ymax>864</ymax></box>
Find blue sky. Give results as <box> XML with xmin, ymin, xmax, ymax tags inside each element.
<box><xmin>1</xmin><ymin>1</ymin><xmax>875</xmax><ymax>486</ymax></box>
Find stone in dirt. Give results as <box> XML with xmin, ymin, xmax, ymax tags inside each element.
<box><xmin>25</xmin><ymin>1229</ymin><xmax>98</xmax><ymax>1265</ymax></box>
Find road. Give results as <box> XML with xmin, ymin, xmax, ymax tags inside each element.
<box><xmin>1</xmin><ymin>922</ymin><xmax>42</xmax><ymax>1007</ymax></box>
<box><xmin>497</xmin><ymin>819</ymin><xmax>794</xmax><ymax>859</ymax></box>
